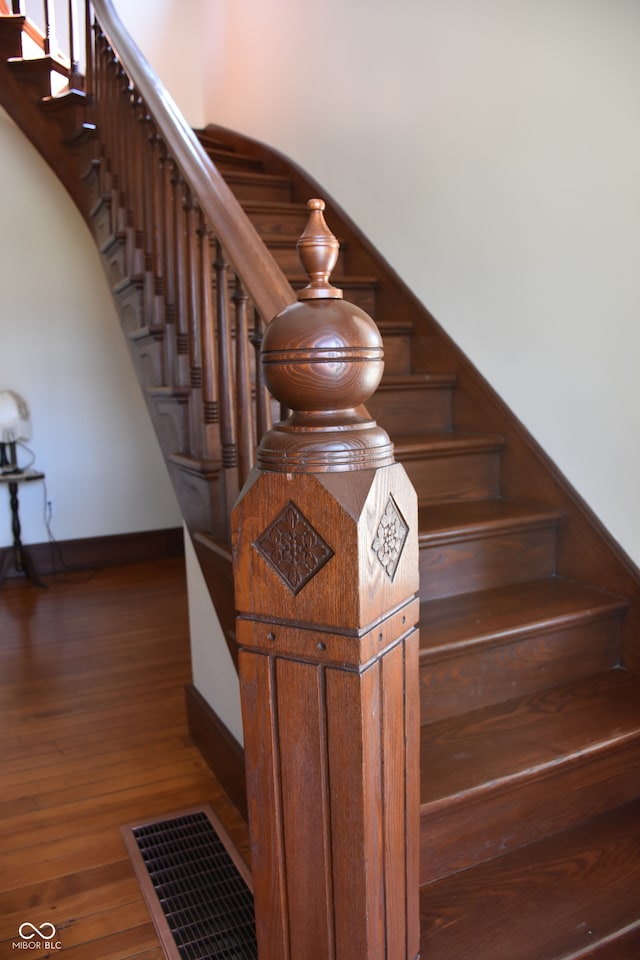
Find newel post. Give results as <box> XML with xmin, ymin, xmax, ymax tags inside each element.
<box><xmin>232</xmin><ymin>200</ymin><xmax>420</xmax><ymax>960</ymax></box>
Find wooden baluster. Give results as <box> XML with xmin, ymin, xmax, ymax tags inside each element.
<box><xmin>232</xmin><ymin>200</ymin><xmax>420</xmax><ymax>960</ymax></box>
<box><xmin>250</xmin><ymin>308</ymin><xmax>273</xmax><ymax>443</ymax></box>
<box><xmin>172</xmin><ymin>170</ymin><xmax>190</xmax><ymax>387</ymax></box>
<box><xmin>140</xmin><ymin>105</ymin><xmax>155</xmax><ymax>271</ymax></box>
<box><xmin>84</xmin><ymin>1</ymin><xmax>93</xmax><ymax>99</ymax></box>
<box><xmin>67</xmin><ymin>0</ymin><xmax>80</xmax><ymax>82</ymax></box>
<box><xmin>130</xmin><ymin>94</ymin><xmax>146</xmax><ymax>274</ymax></box>
<box><xmin>215</xmin><ymin>239</ymin><xmax>239</xmax><ymax>515</ymax></box>
<box><xmin>199</xmin><ymin>217</ymin><xmax>221</xmax><ymax>462</ymax></box>
<box><xmin>150</xmin><ymin>128</ymin><xmax>165</xmax><ymax>290</ymax></box>
<box><xmin>42</xmin><ymin>0</ymin><xmax>54</xmax><ymax>56</ymax></box>
<box><xmin>11</xmin><ymin>2</ymin><xmax>23</xmax><ymax>15</ymax></box>
<box><xmin>161</xmin><ymin>155</ymin><xmax>178</xmax><ymax>383</ymax></box>
<box><xmin>232</xmin><ymin>276</ymin><xmax>254</xmax><ymax>485</ymax></box>
<box><xmin>185</xmin><ymin>193</ymin><xmax>204</xmax><ymax>456</ymax></box>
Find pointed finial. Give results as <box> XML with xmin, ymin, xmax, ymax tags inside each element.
<box><xmin>296</xmin><ymin>199</ymin><xmax>343</xmax><ymax>300</ymax></box>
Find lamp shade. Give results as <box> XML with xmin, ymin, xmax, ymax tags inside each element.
<box><xmin>0</xmin><ymin>390</ymin><xmax>31</xmax><ymax>443</ymax></box>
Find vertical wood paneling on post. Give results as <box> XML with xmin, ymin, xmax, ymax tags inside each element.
<box><xmin>326</xmin><ymin>663</ymin><xmax>385</xmax><ymax>959</ymax></box>
<box><xmin>238</xmin><ymin>648</ymin><xmax>290</xmax><ymax>960</ymax></box>
<box><xmin>404</xmin><ymin>628</ymin><xmax>421</xmax><ymax>958</ymax></box>
<box><xmin>233</xmin><ymin>201</ymin><xmax>420</xmax><ymax>960</ymax></box>
<box><xmin>275</xmin><ymin>658</ymin><xmax>332</xmax><ymax>960</ymax></box>
<box><xmin>250</xmin><ymin>308</ymin><xmax>273</xmax><ymax>444</ymax></box>
<box><xmin>232</xmin><ymin>275</ymin><xmax>254</xmax><ymax>485</ymax></box>
<box><xmin>214</xmin><ymin>239</ymin><xmax>239</xmax><ymax>515</ymax></box>
<box><xmin>382</xmin><ymin>641</ymin><xmax>409</xmax><ymax>959</ymax></box>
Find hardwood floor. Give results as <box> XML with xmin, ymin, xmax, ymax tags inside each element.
<box><xmin>0</xmin><ymin>557</ymin><xmax>250</xmax><ymax>959</ymax></box>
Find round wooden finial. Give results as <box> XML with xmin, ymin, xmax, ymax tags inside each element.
<box><xmin>257</xmin><ymin>199</ymin><xmax>393</xmax><ymax>474</ymax></box>
<box><xmin>296</xmin><ymin>199</ymin><xmax>343</xmax><ymax>300</ymax></box>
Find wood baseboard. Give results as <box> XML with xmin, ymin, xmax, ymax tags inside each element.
<box><xmin>3</xmin><ymin>526</ymin><xmax>184</xmax><ymax>577</ymax></box>
<box><xmin>185</xmin><ymin>683</ymin><xmax>247</xmax><ymax>821</ymax></box>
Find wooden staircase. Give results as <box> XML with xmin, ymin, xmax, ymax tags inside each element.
<box><xmin>2</xmin><ymin>6</ymin><xmax>640</xmax><ymax>958</ymax></box>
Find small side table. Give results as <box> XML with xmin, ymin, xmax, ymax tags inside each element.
<box><xmin>0</xmin><ymin>468</ymin><xmax>46</xmax><ymax>587</ymax></box>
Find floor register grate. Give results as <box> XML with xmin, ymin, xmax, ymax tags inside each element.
<box><xmin>122</xmin><ymin>806</ymin><xmax>257</xmax><ymax>960</ymax></box>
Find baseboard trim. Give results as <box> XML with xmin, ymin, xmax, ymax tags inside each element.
<box><xmin>5</xmin><ymin>526</ymin><xmax>184</xmax><ymax>577</ymax></box>
<box><xmin>185</xmin><ymin>683</ymin><xmax>247</xmax><ymax>821</ymax></box>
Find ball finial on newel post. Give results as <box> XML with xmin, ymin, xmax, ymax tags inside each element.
<box><xmin>257</xmin><ymin>199</ymin><xmax>394</xmax><ymax>473</ymax></box>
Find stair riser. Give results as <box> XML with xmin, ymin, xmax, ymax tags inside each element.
<box><xmin>206</xmin><ymin>151</ymin><xmax>264</xmax><ymax>173</ymax></box>
<box><xmin>0</xmin><ymin>18</ymin><xmax>23</xmax><ymax>59</ymax></box>
<box><xmin>290</xmin><ymin>278</ymin><xmax>377</xmax><ymax>318</ymax></box>
<box><xmin>226</xmin><ymin>177</ymin><xmax>293</xmax><ymax>204</ymax></box>
<box><xmin>380</xmin><ymin>331</ymin><xmax>413</xmax><ymax>376</ymax></box>
<box><xmin>368</xmin><ymin>386</ymin><xmax>453</xmax><ymax>435</ymax></box>
<box><xmin>245</xmin><ymin>205</ymin><xmax>307</xmax><ymax>238</ymax></box>
<box><xmin>420</xmin><ymin>736</ymin><xmax>640</xmax><ymax>883</ymax></box>
<box><xmin>8</xmin><ymin>57</ymin><xmax>52</xmax><ymax>100</ymax></box>
<box><xmin>267</xmin><ymin>243</ymin><xmax>346</xmax><ymax>278</ymax></box>
<box><xmin>404</xmin><ymin>451</ymin><xmax>502</xmax><ymax>508</ymax></box>
<box><xmin>420</xmin><ymin>615</ymin><xmax>622</xmax><ymax>722</ymax></box>
<box><xmin>420</xmin><ymin>525</ymin><xmax>557</xmax><ymax>601</ymax></box>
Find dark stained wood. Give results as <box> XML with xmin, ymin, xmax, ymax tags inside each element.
<box><xmin>421</xmin><ymin>800</ymin><xmax>640</xmax><ymax>960</ymax></box>
<box><xmin>0</xmin><ymin>557</ymin><xmax>249</xmax><ymax>959</ymax></box>
<box><xmin>419</xmin><ymin>670</ymin><xmax>640</xmax><ymax>880</ymax></box>
<box><xmin>5</xmin><ymin>6</ymin><xmax>640</xmax><ymax>954</ymax></box>
<box><xmin>233</xmin><ymin>202</ymin><xmax>420</xmax><ymax>960</ymax></box>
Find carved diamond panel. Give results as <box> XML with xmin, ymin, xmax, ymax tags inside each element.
<box><xmin>372</xmin><ymin>494</ymin><xmax>409</xmax><ymax>581</ymax></box>
<box><xmin>254</xmin><ymin>501</ymin><xmax>333</xmax><ymax>595</ymax></box>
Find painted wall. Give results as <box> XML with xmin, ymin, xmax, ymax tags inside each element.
<box><xmin>0</xmin><ymin>109</ymin><xmax>181</xmax><ymax>549</ymax></box>
<box><xmin>203</xmin><ymin>0</ymin><xmax>640</xmax><ymax>568</ymax></box>
<box><xmin>111</xmin><ymin>0</ymin><xmax>207</xmax><ymax>128</ymax></box>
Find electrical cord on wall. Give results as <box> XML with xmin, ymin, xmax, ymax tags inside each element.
<box><xmin>14</xmin><ymin>441</ymin><xmax>93</xmax><ymax>584</ymax></box>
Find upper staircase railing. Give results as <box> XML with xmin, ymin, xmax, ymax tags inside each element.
<box><xmin>3</xmin><ymin>0</ymin><xmax>295</xmax><ymax>537</ymax></box>
<box><xmin>0</xmin><ymin>6</ymin><xmax>422</xmax><ymax>955</ymax></box>
<box><xmin>86</xmin><ymin>0</ymin><xmax>295</xmax><ymax>530</ymax></box>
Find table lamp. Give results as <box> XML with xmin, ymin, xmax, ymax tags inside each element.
<box><xmin>0</xmin><ymin>390</ymin><xmax>31</xmax><ymax>475</ymax></box>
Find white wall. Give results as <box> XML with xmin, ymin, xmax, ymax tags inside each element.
<box><xmin>0</xmin><ymin>109</ymin><xmax>180</xmax><ymax>548</ymax></box>
<box><xmin>203</xmin><ymin>0</ymin><xmax>640</xmax><ymax>568</ymax></box>
<box><xmin>184</xmin><ymin>530</ymin><xmax>244</xmax><ymax>744</ymax></box>
<box><xmin>112</xmin><ymin>0</ymin><xmax>206</xmax><ymax>128</ymax></box>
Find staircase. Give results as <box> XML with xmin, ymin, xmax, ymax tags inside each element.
<box><xmin>2</xmin><ymin>5</ymin><xmax>640</xmax><ymax>958</ymax></box>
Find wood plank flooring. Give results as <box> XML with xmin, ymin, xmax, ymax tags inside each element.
<box><xmin>0</xmin><ymin>558</ymin><xmax>250</xmax><ymax>959</ymax></box>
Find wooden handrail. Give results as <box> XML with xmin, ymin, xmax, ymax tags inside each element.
<box><xmin>90</xmin><ymin>0</ymin><xmax>294</xmax><ymax>326</ymax></box>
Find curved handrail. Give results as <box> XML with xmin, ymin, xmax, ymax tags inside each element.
<box><xmin>90</xmin><ymin>0</ymin><xmax>293</xmax><ymax>325</ymax></box>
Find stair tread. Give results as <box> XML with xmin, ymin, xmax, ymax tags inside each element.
<box><xmin>379</xmin><ymin>372</ymin><xmax>456</xmax><ymax>389</ymax></box>
<box><xmin>418</xmin><ymin>498</ymin><xmax>562</xmax><ymax>542</ymax></box>
<box><xmin>421</xmin><ymin>799</ymin><xmax>640</xmax><ymax>960</ymax></box>
<box><xmin>394</xmin><ymin>432</ymin><xmax>504</xmax><ymax>458</ymax></box>
<box><xmin>420</xmin><ymin>577</ymin><xmax>628</xmax><ymax>657</ymax></box>
<box><xmin>420</xmin><ymin>669</ymin><xmax>640</xmax><ymax>808</ymax></box>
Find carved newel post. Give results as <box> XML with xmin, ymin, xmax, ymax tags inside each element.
<box><xmin>232</xmin><ymin>200</ymin><xmax>420</xmax><ymax>960</ymax></box>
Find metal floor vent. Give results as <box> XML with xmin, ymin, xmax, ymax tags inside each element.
<box><xmin>122</xmin><ymin>806</ymin><xmax>257</xmax><ymax>960</ymax></box>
